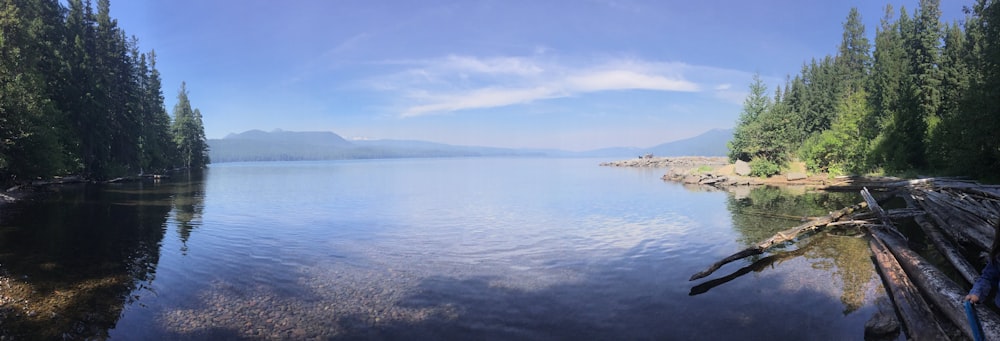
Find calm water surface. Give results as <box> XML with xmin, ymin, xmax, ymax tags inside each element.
<box><xmin>0</xmin><ymin>158</ymin><xmax>880</xmax><ymax>340</ymax></box>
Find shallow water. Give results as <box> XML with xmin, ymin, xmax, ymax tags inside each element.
<box><xmin>0</xmin><ymin>158</ymin><xmax>881</xmax><ymax>339</ymax></box>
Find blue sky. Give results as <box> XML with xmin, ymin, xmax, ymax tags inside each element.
<box><xmin>111</xmin><ymin>0</ymin><xmax>968</xmax><ymax>151</ymax></box>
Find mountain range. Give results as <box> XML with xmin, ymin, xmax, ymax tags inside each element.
<box><xmin>207</xmin><ymin>128</ymin><xmax>732</xmax><ymax>163</ymax></box>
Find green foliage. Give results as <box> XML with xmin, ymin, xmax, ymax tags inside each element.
<box><xmin>836</xmin><ymin>8</ymin><xmax>872</xmax><ymax>94</ymax></box>
<box><xmin>749</xmin><ymin>158</ymin><xmax>782</xmax><ymax>178</ymax></box>
<box><xmin>729</xmin><ymin>0</ymin><xmax>1000</xmax><ymax>180</ymax></box>
<box><xmin>728</xmin><ymin>73</ymin><xmax>771</xmax><ymax>162</ymax></box>
<box><xmin>800</xmin><ymin>90</ymin><xmax>871</xmax><ymax>175</ymax></box>
<box><xmin>171</xmin><ymin>83</ymin><xmax>210</xmax><ymax>169</ymax></box>
<box><xmin>0</xmin><ymin>0</ymin><xmax>199</xmax><ymax>184</ymax></box>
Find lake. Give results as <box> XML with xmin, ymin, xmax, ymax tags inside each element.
<box><xmin>0</xmin><ymin>158</ymin><xmax>879</xmax><ymax>340</ymax></box>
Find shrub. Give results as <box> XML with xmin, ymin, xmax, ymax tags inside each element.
<box><xmin>749</xmin><ymin>158</ymin><xmax>781</xmax><ymax>177</ymax></box>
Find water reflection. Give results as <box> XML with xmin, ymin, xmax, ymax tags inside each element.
<box><xmin>0</xmin><ymin>172</ymin><xmax>203</xmax><ymax>339</ymax></box>
<box><xmin>171</xmin><ymin>171</ymin><xmax>207</xmax><ymax>254</ymax></box>
<box><xmin>690</xmin><ymin>186</ymin><xmax>878</xmax><ymax>315</ymax></box>
<box><xmin>727</xmin><ymin>186</ymin><xmax>859</xmax><ymax>245</ymax></box>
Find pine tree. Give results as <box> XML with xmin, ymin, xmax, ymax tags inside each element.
<box><xmin>0</xmin><ymin>0</ymin><xmax>68</xmax><ymax>181</ymax></box>
<box><xmin>909</xmin><ymin>0</ymin><xmax>943</xmax><ymax>164</ymax></box>
<box><xmin>836</xmin><ymin>7</ymin><xmax>872</xmax><ymax>95</ymax></box>
<box><xmin>728</xmin><ymin>73</ymin><xmax>770</xmax><ymax>163</ymax></box>
<box><xmin>928</xmin><ymin>21</ymin><xmax>971</xmax><ymax>170</ymax></box>
<box><xmin>0</xmin><ymin>0</ymin><xmax>180</xmax><ymax>184</ymax></box>
<box><xmin>171</xmin><ymin>82</ymin><xmax>209</xmax><ymax>169</ymax></box>
<box><xmin>144</xmin><ymin>50</ymin><xmax>177</xmax><ymax>170</ymax></box>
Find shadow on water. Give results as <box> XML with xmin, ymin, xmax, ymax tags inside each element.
<box><xmin>0</xmin><ymin>170</ymin><xmax>205</xmax><ymax>339</ymax></box>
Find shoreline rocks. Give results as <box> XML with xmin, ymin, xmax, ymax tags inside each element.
<box><xmin>602</xmin><ymin>157</ymin><xmax>905</xmax><ymax>190</ymax></box>
<box><xmin>599</xmin><ymin>156</ymin><xmax>728</xmax><ymax>168</ymax></box>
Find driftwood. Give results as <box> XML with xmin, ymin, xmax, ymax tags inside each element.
<box><xmin>868</xmin><ymin>236</ymin><xmax>950</xmax><ymax>340</ymax></box>
<box><xmin>691</xmin><ymin>178</ymin><xmax>1000</xmax><ymax>340</ymax></box>
<box><xmin>689</xmin><ymin>239</ymin><xmax>814</xmax><ymax>296</ymax></box>
<box><xmin>863</xmin><ymin>186</ymin><xmax>1000</xmax><ymax>340</ymax></box>
<box><xmin>916</xmin><ymin>192</ymin><xmax>992</xmax><ymax>251</ymax></box>
<box><xmin>924</xmin><ymin>190</ymin><xmax>996</xmax><ymax>237</ymax></box>
<box><xmin>871</xmin><ymin>226</ymin><xmax>1000</xmax><ymax>340</ymax></box>
<box><xmin>899</xmin><ymin>191</ymin><xmax>980</xmax><ymax>285</ymax></box>
<box><xmin>688</xmin><ymin>202</ymin><xmax>866</xmax><ymax>281</ymax></box>
<box><xmin>819</xmin><ymin>178</ymin><xmax>934</xmax><ymax>191</ymax></box>
<box><xmin>914</xmin><ymin>213</ymin><xmax>980</xmax><ymax>286</ymax></box>
<box><xmin>858</xmin><ymin>188</ymin><xmax>948</xmax><ymax>339</ymax></box>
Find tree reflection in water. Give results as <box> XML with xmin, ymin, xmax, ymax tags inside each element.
<box><xmin>0</xmin><ymin>171</ymin><xmax>205</xmax><ymax>339</ymax></box>
<box><xmin>691</xmin><ymin>186</ymin><xmax>881</xmax><ymax>315</ymax></box>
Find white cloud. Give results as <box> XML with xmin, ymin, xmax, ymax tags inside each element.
<box><xmin>714</xmin><ymin>83</ymin><xmax>732</xmax><ymax>91</ymax></box>
<box><xmin>443</xmin><ymin>55</ymin><xmax>544</xmax><ymax>76</ymax></box>
<box><xmin>365</xmin><ymin>55</ymin><xmax>746</xmax><ymax>117</ymax></box>
<box><xmin>402</xmin><ymin>86</ymin><xmax>559</xmax><ymax>117</ymax></box>
<box><xmin>567</xmin><ymin>70</ymin><xmax>698</xmax><ymax>92</ymax></box>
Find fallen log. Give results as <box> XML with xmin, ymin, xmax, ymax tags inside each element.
<box><xmin>913</xmin><ymin>213</ymin><xmax>979</xmax><ymax>286</ymax></box>
<box><xmin>820</xmin><ymin>178</ymin><xmax>934</xmax><ymax>191</ymax></box>
<box><xmin>689</xmin><ymin>243</ymin><xmax>811</xmax><ymax>296</ymax></box>
<box><xmin>861</xmin><ymin>187</ymin><xmax>950</xmax><ymax>339</ymax></box>
<box><xmin>932</xmin><ymin>180</ymin><xmax>1000</xmax><ymax>200</ymax></box>
<box><xmin>688</xmin><ymin>202</ymin><xmax>866</xmax><ymax>281</ymax></box>
<box><xmin>917</xmin><ymin>194</ymin><xmax>993</xmax><ymax>251</ymax></box>
<box><xmin>924</xmin><ymin>190</ymin><xmax>996</xmax><ymax>234</ymax></box>
<box><xmin>869</xmin><ymin>236</ymin><xmax>950</xmax><ymax>340</ymax></box>
<box><xmin>864</xmin><ymin>187</ymin><xmax>1000</xmax><ymax>340</ymax></box>
<box><xmin>900</xmin><ymin>190</ymin><xmax>981</xmax><ymax>286</ymax></box>
<box><xmin>871</xmin><ymin>226</ymin><xmax>1000</xmax><ymax>340</ymax></box>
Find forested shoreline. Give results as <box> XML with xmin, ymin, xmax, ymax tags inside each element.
<box><xmin>0</xmin><ymin>0</ymin><xmax>208</xmax><ymax>187</ymax></box>
<box><xmin>729</xmin><ymin>0</ymin><xmax>999</xmax><ymax>180</ymax></box>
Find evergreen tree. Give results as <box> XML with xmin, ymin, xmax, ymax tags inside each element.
<box><xmin>0</xmin><ymin>0</ymin><xmax>182</xmax><ymax>184</ymax></box>
<box><xmin>950</xmin><ymin>0</ymin><xmax>1000</xmax><ymax>178</ymax></box>
<box><xmin>928</xmin><ymin>21</ymin><xmax>971</xmax><ymax>170</ymax></box>
<box><xmin>728</xmin><ymin>73</ymin><xmax>770</xmax><ymax>163</ymax></box>
<box><xmin>908</xmin><ymin>0</ymin><xmax>943</xmax><ymax>166</ymax></box>
<box><xmin>800</xmin><ymin>90</ymin><xmax>871</xmax><ymax>175</ymax></box>
<box><xmin>171</xmin><ymin>82</ymin><xmax>209</xmax><ymax>169</ymax></box>
<box><xmin>144</xmin><ymin>50</ymin><xmax>177</xmax><ymax>171</ymax></box>
<box><xmin>870</xmin><ymin>6</ymin><xmax>920</xmax><ymax>172</ymax></box>
<box><xmin>836</xmin><ymin>8</ymin><xmax>872</xmax><ymax>94</ymax></box>
<box><xmin>800</xmin><ymin>57</ymin><xmax>839</xmax><ymax>136</ymax></box>
<box><xmin>0</xmin><ymin>0</ymin><xmax>68</xmax><ymax>181</ymax></box>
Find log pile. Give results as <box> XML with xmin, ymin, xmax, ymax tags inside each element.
<box><xmin>689</xmin><ymin>179</ymin><xmax>1000</xmax><ymax>340</ymax></box>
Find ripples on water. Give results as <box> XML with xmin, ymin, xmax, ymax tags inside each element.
<box><xmin>0</xmin><ymin>158</ymin><xmax>884</xmax><ymax>339</ymax></box>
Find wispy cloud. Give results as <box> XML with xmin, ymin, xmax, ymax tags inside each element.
<box><xmin>366</xmin><ymin>55</ymin><xmax>745</xmax><ymax>117</ymax></box>
<box><xmin>403</xmin><ymin>86</ymin><xmax>559</xmax><ymax>117</ymax></box>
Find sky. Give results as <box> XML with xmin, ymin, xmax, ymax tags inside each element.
<box><xmin>110</xmin><ymin>0</ymin><xmax>969</xmax><ymax>151</ymax></box>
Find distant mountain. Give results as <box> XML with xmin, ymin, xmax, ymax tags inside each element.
<box><xmin>566</xmin><ymin>128</ymin><xmax>732</xmax><ymax>158</ymax></box>
<box><xmin>207</xmin><ymin>128</ymin><xmax>732</xmax><ymax>163</ymax></box>
<box><xmin>223</xmin><ymin>129</ymin><xmax>351</xmax><ymax>147</ymax></box>
<box><xmin>644</xmin><ymin>128</ymin><xmax>732</xmax><ymax>157</ymax></box>
<box><xmin>208</xmin><ymin>130</ymin><xmax>542</xmax><ymax>163</ymax></box>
